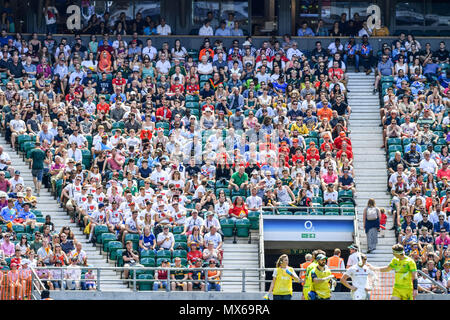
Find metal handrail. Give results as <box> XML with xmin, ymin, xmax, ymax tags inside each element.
<box><xmin>32</xmin><ymin>266</ymin><xmax>349</xmax><ymax>293</ymax></box>
<box><xmin>32</xmin><ymin>266</ymin><xmax>447</xmax><ymax>295</ymax></box>
<box><xmin>30</xmin><ymin>267</ymin><xmax>45</xmax><ymax>300</ymax></box>
<box><xmin>417</xmin><ymin>270</ymin><xmax>447</xmax><ymax>293</ymax></box>
<box><xmin>258</xmin><ymin>211</ymin><xmax>265</xmax><ymax>292</ymax></box>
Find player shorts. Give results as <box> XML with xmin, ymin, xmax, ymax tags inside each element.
<box><xmin>303</xmin><ymin>287</ymin><xmax>311</xmax><ymax>300</ymax></box>
<box><xmin>392</xmin><ymin>287</ymin><xmax>413</xmax><ymax>300</ymax></box>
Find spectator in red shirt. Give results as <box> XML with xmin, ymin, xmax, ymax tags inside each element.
<box><xmin>112</xmin><ymin>71</ymin><xmax>127</xmax><ymax>93</ymax></box>
<box><xmin>170</xmin><ymin>76</ymin><xmax>185</xmax><ymax>93</ymax></box>
<box><xmin>334</xmin><ymin>131</ymin><xmax>352</xmax><ymax>150</ymax></box>
<box><xmin>291</xmin><ymin>149</ymin><xmax>305</xmax><ymax>164</ymax></box>
<box><xmin>228</xmin><ymin>196</ymin><xmax>248</xmax><ymax>220</ymax></box>
<box><xmin>187</xmin><ymin>243</ymin><xmax>203</xmax><ymax>265</ymax></box>
<box><xmin>186</xmin><ymin>76</ymin><xmax>200</xmax><ymax>95</ymax></box>
<box><xmin>328</xmin><ymin>60</ymin><xmax>344</xmax><ymax>81</ymax></box>
<box><xmin>155</xmin><ymin>104</ymin><xmax>172</xmax><ymax>122</ymax></box>
<box><xmin>337</xmin><ymin>142</ymin><xmax>354</xmax><ymax>161</ymax></box>
<box><xmin>201</xmin><ymin>96</ymin><xmax>215</xmax><ymax>112</ymax></box>
<box><xmin>437</xmin><ymin>160</ymin><xmax>450</xmax><ymax>181</ymax></box>
<box><xmin>96</xmin><ymin>95</ymin><xmax>110</xmax><ymax>114</ymax></box>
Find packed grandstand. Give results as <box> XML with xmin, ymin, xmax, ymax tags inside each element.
<box><xmin>0</xmin><ymin>2</ymin><xmax>449</xmax><ymax>300</ymax></box>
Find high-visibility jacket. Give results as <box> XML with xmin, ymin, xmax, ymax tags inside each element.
<box><xmin>327</xmin><ymin>255</ymin><xmax>344</xmax><ymax>279</ymax></box>
<box><xmin>300</xmin><ymin>261</ymin><xmax>312</xmax><ymax>280</ymax></box>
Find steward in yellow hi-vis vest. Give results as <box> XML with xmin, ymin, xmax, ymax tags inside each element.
<box><xmin>265</xmin><ymin>254</ymin><xmax>300</xmax><ymax>300</ymax></box>
<box><xmin>309</xmin><ymin>254</ymin><xmax>335</xmax><ymax>300</ymax></box>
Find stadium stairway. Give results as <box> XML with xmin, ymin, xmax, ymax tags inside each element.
<box><xmin>347</xmin><ymin>71</ymin><xmax>396</xmax><ymax>267</ymax></box>
<box><xmin>221</xmin><ymin>230</ymin><xmax>260</xmax><ymax>292</ymax></box>
<box><xmin>0</xmin><ymin>134</ymin><xmax>130</xmax><ymax>292</ymax></box>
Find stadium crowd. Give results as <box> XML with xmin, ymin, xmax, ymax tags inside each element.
<box><xmin>378</xmin><ymin>34</ymin><xmax>450</xmax><ymax>293</ymax></box>
<box><xmin>0</xmin><ymin>7</ymin><xmax>446</xmax><ymax>296</ymax></box>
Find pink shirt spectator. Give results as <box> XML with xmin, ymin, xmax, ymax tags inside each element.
<box><xmin>36</xmin><ymin>64</ymin><xmax>52</xmax><ymax>78</ymax></box>
<box><xmin>1</xmin><ymin>241</ymin><xmax>15</xmax><ymax>257</ymax></box>
<box><xmin>321</xmin><ymin>172</ymin><xmax>338</xmax><ymax>184</ymax></box>
<box><xmin>435</xmin><ymin>235</ymin><xmax>450</xmax><ymax>246</ymax></box>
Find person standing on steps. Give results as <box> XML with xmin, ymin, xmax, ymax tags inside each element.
<box><xmin>27</xmin><ymin>141</ymin><xmax>46</xmax><ymax>197</ymax></box>
<box><xmin>363</xmin><ymin>198</ymin><xmax>381</xmax><ymax>254</ymax></box>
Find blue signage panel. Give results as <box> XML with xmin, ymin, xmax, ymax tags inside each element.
<box><xmin>263</xmin><ymin>216</ymin><xmax>355</xmax><ymax>242</ymax></box>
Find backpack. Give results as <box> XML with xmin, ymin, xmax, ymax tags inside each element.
<box><xmin>366</xmin><ymin>207</ymin><xmax>378</xmax><ymax>221</ymax></box>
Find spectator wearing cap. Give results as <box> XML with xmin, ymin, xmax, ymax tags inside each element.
<box><xmin>346</xmin><ymin>244</ymin><xmax>359</xmax><ymax>268</ymax></box>
<box><xmin>79</xmin><ymin>193</ymin><xmax>98</xmax><ymax>229</ymax></box>
<box><xmin>435</xmin><ymin>228</ymin><xmax>450</xmax><ymax>250</ymax></box>
<box><xmin>6</xmin><ymin>261</ymin><xmax>22</xmax><ymax>299</ymax></box>
<box><xmin>188</xmin><ymin>258</ymin><xmax>206</xmax><ymax>291</ymax></box>
<box><xmin>153</xmin><ymin>258</ymin><xmax>170</xmax><ymax>291</ymax></box>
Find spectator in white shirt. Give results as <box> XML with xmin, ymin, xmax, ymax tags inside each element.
<box><xmin>202</xmin><ymin>211</ymin><xmax>221</xmax><ymax>234</ymax></box>
<box><xmin>203</xmin><ymin>225</ymin><xmax>223</xmax><ymax>249</ymax></box>
<box><xmin>197</xmin><ymin>55</ymin><xmax>213</xmax><ymax>75</ymax></box>
<box><xmin>286</xmin><ymin>42</ymin><xmax>303</xmax><ymax>60</ymax></box>
<box><xmin>419</xmin><ymin>151</ymin><xmax>438</xmax><ymax>175</ymax></box>
<box><xmin>156</xmin><ymin>18</ymin><xmax>172</xmax><ymax>35</ymax></box>
<box><xmin>246</xmin><ymin>187</ymin><xmax>263</xmax><ymax>212</ymax></box>
<box><xmin>199</xmin><ymin>20</ymin><xmax>214</xmax><ymax>36</ymax></box>
<box><xmin>142</xmin><ymin>39</ymin><xmax>158</xmax><ymax>60</ymax></box>
<box><xmin>155</xmin><ymin>53</ymin><xmax>171</xmax><ymax>75</ymax></box>
<box><xmin>65</xmin><ymin>257</ymin><xmax>81</xmax><ymax>290</ymax></box>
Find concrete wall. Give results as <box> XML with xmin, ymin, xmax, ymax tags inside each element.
<box><xmin>50</xmin><ymin>291</ymin><xmax>449</xmax><ymax>300</ymax></box>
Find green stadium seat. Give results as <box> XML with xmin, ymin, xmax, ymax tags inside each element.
<box><xmin>248</xmin><ymin>211</ymin><xmax>260</xmax><ymax>230</ymax></box>
<box><xmin>235</xmin><ymin>219</ymin><xmax>251</xmax><ymax>237</ymax></box>
<box><xmin>156</xmin><ymin>250</ymin><xmax>171</xmax><ymax>259</ymax></box>
<box><xmin>138</xmin><ymin>274</ymin><xmax>154</xmax><ymax>291</ymax></box>
<box><xmin>108</xmin><ymin>242</ymin><xmax>123</xmax><ymax>261</ymax></box>
<box><xmin>94</xmin><ymin>225</ymin><xmax>109</xmax><ymax>244</ymax></box>
<box><xmin>220</xmin><ymin>218</ymin><xmax>235</xmax><ymax>237</ymax></box>
<box><xmin>173</xmin><ymin>249</ymin><xmax>187</xmax><ymax>259</ymax></box>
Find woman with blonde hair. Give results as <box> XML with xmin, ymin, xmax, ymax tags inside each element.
<box><xmin>265</xmin><ymin>254</ymin><xmax>300</xmax><ymax>300</ymax></box>
<box><xmin>363</xmin><ymin>198</ymin><xmax>380</xmax><ymax>253</ymax></box>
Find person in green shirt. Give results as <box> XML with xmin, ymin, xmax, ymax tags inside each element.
<box><xmin>171</xmin><ymin>257</ymin><xmax>188</xmax><ymax>291</ymax></box>
<box><xmin>367</xmin><ymin>244</ymin><xmax>418</xmax><ymax>300</ymax></box>
<box><xmin>28</xmin><ymin>142</ymin><xmax>46</xmax><ymax>196</ymax></box>
<box><xmin>228</xmin><ymin>165</ymin><xmax>249</xmax><ymax>192</ymax></box>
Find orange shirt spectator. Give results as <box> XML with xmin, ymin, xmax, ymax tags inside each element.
<box><xmin>317</xmin><ymin>107</ymin><xmax>333</xmax><ymax>121</ymax></box>
<box><xmin>328</xmin><ymin>67</ymin><xmax>344</xmax><ymax>81</ymax></box>
<box><xmin>98</xmin><ymin>51</ymin><xmax>112</xmax><ymax>73</ymax></box>
<box><xmin>337</xmin><ymin>148</ymin><xmax>353</xmax><ymax>160</ymax></box>
<box><xmin>199</xmin><ymin>47</ymin><xmax>214</xmax><ymax>61</ymax></box>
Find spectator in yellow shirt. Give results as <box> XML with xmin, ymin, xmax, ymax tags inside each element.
<box><xmin>290</xmin><ymin>117</ymin><xmax>309</xmax><ymax>136</ymax></box>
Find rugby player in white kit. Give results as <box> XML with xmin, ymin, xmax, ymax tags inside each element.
<box><xmin>340</xmin><ymin>253</ymin><xmax>378</xmax><ymax>300</ymax></box>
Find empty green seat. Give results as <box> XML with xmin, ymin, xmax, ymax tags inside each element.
<box><xmin>248</xmin><ymin>211</ymin><xmax>260</xmax><ymax>230</ymax></box>
<box><xmin>108</xmin><ymin>241</ymin><xmax>123</xmax><ymax>261</ymax></box>
<box><xmin>235</xmin><ymin>219</ymin><xmax>250</xmax><ymax>237</ymax></box>
<box><xmin>138</xmin><ymin>274</ymin><xmax>154</xmax><ymax>291</ymax></box>
<box><xmin>220</xmin><ymin>219</ymin><xmax>235</xmax><ymax>237</ymax></box>
<box><xmin>173</xmin><ymin>249</ymin><xmax>187</xmax><ymax>259</ymax></box>
<box><xmin>156</xmin><ymin>249</ymin><xmax>171</xmax><ymax>259</ymax></box>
